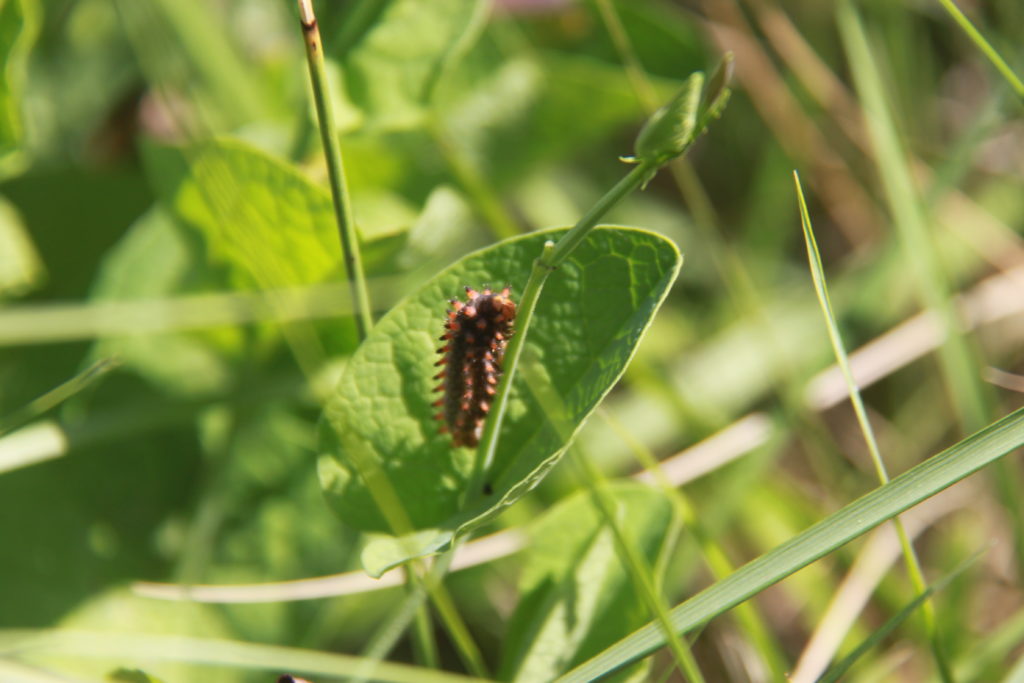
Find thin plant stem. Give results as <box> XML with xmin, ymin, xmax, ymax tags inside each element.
<box><xmin>599</xmin><ymin>409</ymin><xmax>790</xmax><ymax>679</ymax></box>
<box><xmin>409</xmin><ymin>568</ymin><xmax>490</xmax><ymax>678</ymax></box>
<box><xmin>794</xmin><ymin>171</ymin><xmax>951</xmax><ymax>682</ymax></box>
<box><xmin>349</xmin><ymin>554</ymin><xmax>456</xmax><ymax>683</ymax></box>
<box><xmin>593</xmin><ymin>0</ymin><xmax>660</xmax><ymax>110</ymax></box>
<box><xmin>410</xmin><ymin>587</ymin><xmax>438</xmax><ymax>670</ymax></box>
<box><xmin>0</xmin><ymin>358</ymin><xmax>118</xmax><ymax>437</ymax></box>
<box><xmin>467</xmin><ymin>161</ymin><xmax>656</xmax><ymax>499</ymax></box>
<box><xmin>587</xmin><ymin>6</ymin><xmax>813</xmax><ymax>675</ymax></box>
<box><xmin>298</xmin><ymin>0</ymin><xmax>373</xmax><ymax>340</ymax></box>
<box><xmin>569</xmin><ymin>447</ymin><xmax>706</xmax><ymax>683</ymax></box>
<box><xmin>934</xmin><ymin>0</ymin><xmax>1024</xmax><ymax>99</ymax></box>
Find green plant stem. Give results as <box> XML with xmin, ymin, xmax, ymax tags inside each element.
<box><xmin>468</xmin><ymin>161</ymin><xmax>655</xmax><ymax>498</ymax></box>
<box><xmin>548</xmin><ymin>162</ymin><xmax>655</xmax><ymax>268</ymax></box>
<box><xmin>794</xmin><ymin>171</ymin><xmax>950</xmax><ymax>681</ymax></box>
<box><xmin>351</xmin><ymin>553</ymin><xmax>456</xmax><ymax>683</ymax></box>
<box><xmin>570</xmin><ymin>448</ymin><xmax>706</xmax><ymax>683</ymax></box>
<box><xmin>0</xmin><ymin>358</ymin><xmax>118</xmax><ymax>437</ymax></box>
<box><xmin>298</xmin><ymin>0</ymin><xmax>373</xmax><ymax>341</ymax></box>
<box><xmin>600</xmin><ymin>410</ymin><xmax>789</xmax><ymax>679</ymax></box>
<box><xmin>409</xmin><ymin>568</ymin><xmax>489</xmax><ymax>678</ymax></box>
<box><xmin>410</xmin><ymin>587</ymin><xmax>439</xmax><ymax>669</ymax></box>
<box><xmin>934</xmin><ymin>0</ymin><xmax>1024</xmax><ymax>99</ymax></box>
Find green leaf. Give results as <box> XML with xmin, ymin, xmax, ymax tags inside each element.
<box><xmin>109</xmin><ymin>668</ymin><xmax>167</xmax><ymax>683</ymax></box>
<box><xmin>88</xmin><ymin>207</ymin><xmax>242</xmax><ymax>397</ymax></box>
<box><xmin>500</xmin><ymin>482</ymin><xmax>671</xmax><ymax>682</ymax></box>
<box><xmin>144</xmin><ymin>138</ymin><xmax>341</xmax><ymax>291</ymax></box>
<box><xmin>319</xmin><ymin>227</ymin><xmax>681</xmax><ymax>573</ymax></box>
<box><xmin>0</xmin><ymin>193</ymin><xmax>44</xmax><ymax>296</ymax></box>
<box><xmin>0</xmin><ymin>0</ymin><xmax>38</xmax><ymax>173</ymax></box>
<box><xmin>341</xmin><ymin>0</ymin><xmax>488</xmax><ymax>130</ymax></box>
<box><xmin>557</xmin><ymin>405</ymin><xmax>1024</xmax><ymax>682</ymax></box>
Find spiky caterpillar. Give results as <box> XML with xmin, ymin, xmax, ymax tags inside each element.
<box><xmin>433</xmin><ymin>286</ymin><xmax>516</xmax><ymax>448</ymax></box>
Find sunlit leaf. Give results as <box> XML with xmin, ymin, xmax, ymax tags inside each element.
<box><xmin>319</xmin><ymin>227</ymin><xmax>681</xmax><ymax>575</ymax></box>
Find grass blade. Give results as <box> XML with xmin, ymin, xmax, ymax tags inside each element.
<box><xmin>0</xmin><ymin>630</ymin><xmax>488</xmax><ymax>683</ymax></box>
<box><xmin>794</xmin><ymin>172</ymin><xmax>950</xmax><ymax>679</ymax></box>
<box><xmin>557</xmin><ymin>405</ymin><xmax>1024</xmax><ymax>682</ymax></box>
<box><xmin>837</xmin><ymin>0</ymin><xmax>1024</xmax><ymax>577</ymax></box>
<box><xmin>817</xmin><ymin>550</ymin><xmax>981</xmax><ymax>683</ymax></box>
<box><xmin>934</xmin><ymin>0</ymin><xmax>1024</xmax><ymax>99</ymax></box>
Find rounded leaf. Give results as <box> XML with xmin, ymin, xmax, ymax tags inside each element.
<box><xmin>319</xmin><ymin>227</ymin><xmax>681</xmax><ymax>565</ymax></box>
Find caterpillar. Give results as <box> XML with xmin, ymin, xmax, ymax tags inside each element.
<box><xmin>433</xmin><ymin>285</ymin><xmax>516</xmax><ymax>448</ymax></box>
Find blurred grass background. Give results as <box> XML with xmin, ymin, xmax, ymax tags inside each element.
<box><xmin>0</xmin><ymin>0</ymin><xmax>1022</xmax><ymax>680</ymax></box>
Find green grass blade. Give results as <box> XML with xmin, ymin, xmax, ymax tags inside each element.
<box><xmin>934</xmin><ymin>0</ymin><xmax>1024</xmax><ymax>99</ymax></box>
<box><xmin>837</xmin><ymin>0</ymin><xmax>990</xmax><ymax>433</ymax></box>
<box><xmin>557</xmin><ymin>406</ymin><xmax>1024</xmax><ymax>682</ymax></box>
<box><xmin>838</xmin><ymin>0</ymin><xmax>1024</xmax><ymax>580</ymax></box>
<box><xmin>817</xmin><ymin>551</ymin><xmax>981</xmax><ymax>683</ymax></box>
<box><xmin>794</xmin><ymin>172</ymin><xmax>950</xmax><ymax>679</ymax></box>
<box><xmin>569</xmin><ymin>447</ymin><xmax>704</xmax><ymax>682</ymax></box>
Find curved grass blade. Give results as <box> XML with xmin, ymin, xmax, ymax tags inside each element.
<box><xmin>557</xmin><ymin>406</ymin><xmax>1024</xmax><ymax>682</ymax></box>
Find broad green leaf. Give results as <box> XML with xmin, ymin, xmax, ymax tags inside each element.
<box><xmin>144</xmin><ymin>138</ymin><xmax>340</xmax><ymax>291</ymax></box>
<box><xmin>89</xmin><ymin>207</ymin><xmax>242</xmax><ymax>397</ymax></box>
<box><xmin>341</xmin><ymin>0</ymin><xmax>488</xmax><ymax>130</ymax></box>
<box><xmin>500</xmin><ymin>482</ymin><xmax>670</xmax><ymax>682</ymax></box>
<box><xmin>557</xmin><ymin>405</ymin><xmax>1024</xmax><ymax>682</ymax></box>
<box><xmin>0</xmin><ymin>0</ymin><xmax>38</xmax><ymax>173</ymax></box>
<box><xmin>319</xmin><ymin>227</ymin><xmax>681</xmax><ymax>574</ymax></box>
<box><xmin>0</xmin><ymin>193</ymin><xmax>43</xmax><ymax>296</ymax></box>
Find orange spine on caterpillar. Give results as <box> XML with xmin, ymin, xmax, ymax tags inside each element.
<box><xmin>432</xmin><ymin>285</ymin><xmax>516</xmax><ymax>448</ymax></box>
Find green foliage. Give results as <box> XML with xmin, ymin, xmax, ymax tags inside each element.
<box><xmin>319</xmin><ymin>227</ymin><xmax>680</xmax><ymax>573</ymax></box>
<box><xmin>338</xmin><ymin>0</ymin><xmax>487</xmax><ymax>129</ymax></box>
<box><xmin>88</xmin><ymin>207</ymin><xmax>241</xmax><ymax>397</ymax></box>
<box><xmin>2</xmin><ymin>0</ymin><xmax>1023</xmax><ymax>680</ymax></box>
<box><xmin>632</xmin><ymin>71</ymin><xmax>703</xmax><ymax>167</ymax></box>
<box><xmin>559</xmin><ymin>406</ymin><xmax>1024</xmax><ymax>681</ymax></box>
<box><xmin>500</xmin><ymin>482</ymin><xmax>671</xmax><ymax>682</ymax></box>
<box><xmin>144</xmin><ymin>139</ymin><xmax>343</xmax><ymax>292</ymax></box>
<box><xmin>0</xmin><ymin>0</ymin><xmax>37</xmax><ymax>173</ymax></box>
<box><xmin>0</xmin><ymin>194</ymin><xmax>43</xmax><ymax>296</ymax></box>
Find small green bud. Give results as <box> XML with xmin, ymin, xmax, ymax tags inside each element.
<box><xmin>632</xmin><ymin>71</ymin><xmax>704</xmax><ymax>167</ymax></box>
<box><xmin>696</xmin><ymin>52</ymin><xmax>734</xmax><ymax>130</ymax></box>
